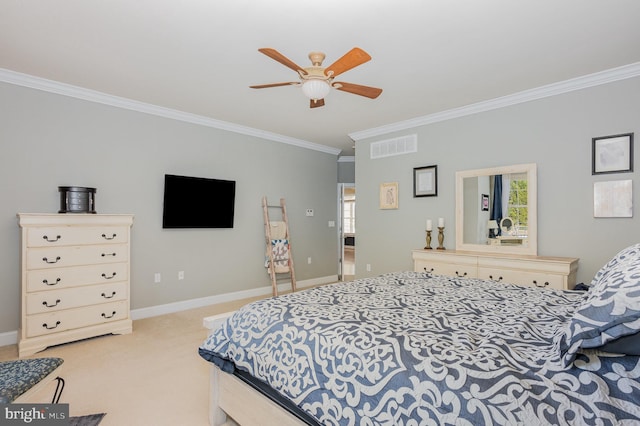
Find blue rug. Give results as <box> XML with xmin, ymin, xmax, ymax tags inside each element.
<box><xmin>69</xmin><ymin>413</ymin><xmax>105</xmax><ymax>426</ymax></box>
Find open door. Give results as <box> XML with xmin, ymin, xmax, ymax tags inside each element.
<box><xmin>338</xmin><ymin>183</ymin><xmax>355</xmax><ymax>281</ymax></box>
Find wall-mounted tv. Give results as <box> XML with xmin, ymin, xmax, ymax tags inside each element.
<box><xmin>162</xmin><ymin>174</ymin><xmax>236</xmax><ymax>229</ymax></box>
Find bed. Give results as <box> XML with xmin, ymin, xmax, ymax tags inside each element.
<box><xmin>199</xmin><ymin>244</ymin><xmax>640</xmax><ymax>425</ymax></box>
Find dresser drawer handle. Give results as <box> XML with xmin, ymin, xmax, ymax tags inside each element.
<box><xmin>101</xmin><ymin>253</ymin><xmax>117</xmax><ymax>257</ymax></box>
<box><xmin>102</xmin><ymin>233</ymin><xmax>117</xmax><ymax>240</ymax></box>
<box><xmin>455</xmin><ymin>271</ymin><xmax>468</xmax><ymax>278</ymax></box>
<box><xmin>489</xmin><ymin>275</ymin><xmax>503</xmax><ymax>282</ymax></box>
<box><xmin>533</xmin><ymin>280</ymin><xmax>550</xmax><ymax>288</ymax></box>
<box><xmin>43</xmin><ymin>321</ymin><xmax>61</xmax><ymax>330</ymax></box>
<box><xmin>42</xmin><ymin>235</ymin><xmax>61</xmax><ymax>243</ymax></box>
<box><xmin>42</xmin><ymin>299</ymin><xmax>61</xmax><ymax>308</ymax></box>
<box><xmin>42</xmin><ymin>256</ymin><xmax>61</xmax><ymax>264</ymax></box>
<box><xmin>102</xmin><ymin>311</ymin><xmax>117</xmax><ymax>319</ymax></box>
<box><xmin>43</xmin><ymin>278</ymin><xmax>61</xmax><ymax>286</ymax></box>
<box><xmin>423</xmin><ymin>267</ymin><xmax>434</xmax><ymax>276</ymax></box>
<box><xmin>102</xmin><ymin>272</ymin><xmax>117</xmax><ymax>280</ymax></box>
<box><xmin>101</xmin><ymin>292</ymin><xmax>116</xmax><ymax>299</ymax></box>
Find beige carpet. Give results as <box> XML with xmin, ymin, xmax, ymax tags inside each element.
<box><xmin>0</xmin><ymin>295</ymin><xmax>267</xmax><ymax>426</ymax></box>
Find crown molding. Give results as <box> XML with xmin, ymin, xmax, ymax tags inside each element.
<box><xmin>337</xmin><ymin>156</ymin><xmax>355</xmax><ymax>163</ymax></box>
<box><xmin>350</xmin><ymin>62</ymin><xmax>640</xmax><ymax>141</ymax></box>
<box><xmin>3</xmin><ymin>63</ymin><xmax>638</xmax><ymax>153</ymax></box>
<box><xmin>0</xmin><ymin>68</ymin><xmax>342</xmax><ymax>156</ymax></box>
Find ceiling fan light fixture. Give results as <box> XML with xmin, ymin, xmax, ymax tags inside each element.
<box><xmin>251</xmin><ymin>48</ymin><xmax>382</xmax><ymax>109</ymax></box>
<box><xmin>301</xmin><ymin>79</ymin><xmax>330</xmax><ymax>100</ymax></box>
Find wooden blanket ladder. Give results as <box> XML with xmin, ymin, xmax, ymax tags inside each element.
<box><xmin>263</xmin><ymin>196</ymin><xmax>296</xmax><ymax>296</ymax></box>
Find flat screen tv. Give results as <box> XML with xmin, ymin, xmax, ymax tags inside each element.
<box><xmin>162</xmin><ymin>174</ymin><xmax>236</xmax><ymax>229</ymax></box>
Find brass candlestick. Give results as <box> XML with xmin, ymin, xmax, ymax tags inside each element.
<box><xmin>424</xmin><ymin>230</ymin><xmax>432</xmax><ymax>249</ymax></box>
<box><xmin>437</xmin><ymin>226</ymin><xmax>445</xmax><ymax>250</ymax></box>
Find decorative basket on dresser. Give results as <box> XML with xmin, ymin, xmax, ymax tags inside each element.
<box><xmin>17</xmin><ymin>213</ymin><xmax>134</xmax><ymax>357</ymax></box>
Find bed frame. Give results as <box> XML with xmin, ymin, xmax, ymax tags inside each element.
<box><xmin>203</xmin><ymin>313</ymin><xmax>305</xmax><ymax>426</ymax></box>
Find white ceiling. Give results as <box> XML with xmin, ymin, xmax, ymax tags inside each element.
<box><xmin>2</xmin><ymin>1</ymin><xmax>640</xmax><ymax>156</ymax></box>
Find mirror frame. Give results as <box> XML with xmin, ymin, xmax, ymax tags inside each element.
<box><xmin>455</xmin><ymin>163</ymin><xmax>537</xmax><ymax>255</ymax></box>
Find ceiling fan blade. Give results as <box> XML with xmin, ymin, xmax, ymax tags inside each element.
<box><xmin>324</xmin><ymin>47</ymin><xmax>371</xmax><ymax>78</ymax></box>
<box><xmin>333</xmin><ymin>82</ymin><xmax>382</xmax><ymax>99</ymax></box>
<box><xmin>250</xmin><ymin>82</ymin><xmax>298</xmax><ymax>89</ymax></box>
<box><xmin>258</xmin><ymin>48</ymin><xmax>307</xmax><ymax>75</ymax></box>
<box><xmin>310</xmin><ymin>98</ymin><xmax>325</xmax><ymax>108</ymax></box>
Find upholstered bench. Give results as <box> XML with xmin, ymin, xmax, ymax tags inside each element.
<box><xmin>0</xmin><ymin>357</ymin><xmax>64</xmax><ymax>403</ymax></box>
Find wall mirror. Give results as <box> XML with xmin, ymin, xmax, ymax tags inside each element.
<box><xmin>455</xmin><ymin>163</ymin><xmax>537</xmax><ymax>255</ymax></box>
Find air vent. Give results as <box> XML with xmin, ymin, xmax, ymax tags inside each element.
<box><xmin>370</xmin><ymin>134</ymin><xmax>417</xmax><ymax>159</ymax></box>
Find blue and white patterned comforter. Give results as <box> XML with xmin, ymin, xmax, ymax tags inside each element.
<box><xmin>199</xmin><ymin>271</ymin><xmax>640</xmax><ymax>425</ymax></box>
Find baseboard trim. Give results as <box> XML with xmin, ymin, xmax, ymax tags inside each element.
<box><xmin>0</xmin><ymin>330</ymin><xmax>18</xmax><ymax>348</ymax></box>
<box><xmin>0</xmin><ymin>275</ymin><xmax>338</xmax><ymax>347</ymax></box>
<box><xmin>131</xmin><ymin>275</ymin><xmax>337</xmax><ymax>320</ymax></box>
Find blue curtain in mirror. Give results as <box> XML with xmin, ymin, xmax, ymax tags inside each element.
<box><xmin>491</xmin><ymin>175</ymin><xmax>503</xmax><ymax>236</ymax></box>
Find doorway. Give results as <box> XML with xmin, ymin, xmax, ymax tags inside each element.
<box><xmin>339</xmin><ymin>183</ymin><xmax>355</xmax><ymax>281</ymax></box>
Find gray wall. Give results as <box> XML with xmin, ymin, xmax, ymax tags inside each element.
<box><xmin>0</xmin><ymin>82</ymin><xmax>339</xmax><ymax>334</ymax></box>
<box><xmin>355</xmin><ymin>76</ymin><xmax>639</xmax><ymax>284</ymax></box>
<box><xmin>338</xmin><ymin>158</ymin><xmax>355</xmax><ymax>183</ymax></box>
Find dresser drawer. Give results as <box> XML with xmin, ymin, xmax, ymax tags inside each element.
<box><xmin>26</xmin><ymin>262</ymin><xmax>127</xmax><ymax>292</ymax></box>
<box><xmin>477</xmin><ymin>267</ymin><xmax>565</xmax><ymax>290</ymax></box>
<box><xmin>477</xmin><ymin>256</ymin><xmax>577</xmax><ymax>276</ymax></box>
<box><xmin>25</xmin><ymin>300</ymin><xmax>129</xmax><ymax>338</ymax></box>
<box><xmin>415</xmin><ymin>260</ymin><xmax>477</xmax><ymax>279</ymax></box>
<box><xmin>413</xmin><ymin>250</ymin><xmax>478</xmax><ymax>279</ymax></box>
<box><xmin>26</xmin><ymin>244</ymin><xmax>128</xmax><ymax>270</ymax></box>
<box><xmin>413</xmin><ymin>250</ymin><xmax>477</xmax><ymax>265</ymax></box>
<box><xmin>27</xmin><ymin>226</ymin><xmax>129</xmax><ymax>247</ymax></box>
<box><xmin>26</xmin><ymin>281</ymin><xmax>128</xmax><ymax>314</ymax></box>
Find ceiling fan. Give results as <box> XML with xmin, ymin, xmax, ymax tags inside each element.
<box><xmin>250</xmin><ymin>47</ymin><xmax>383</xmax><ymax>108</ymax></box>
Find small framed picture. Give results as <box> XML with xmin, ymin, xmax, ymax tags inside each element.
<box><xmin>380</xmin><ymin>182</ymin><xmax>399</xmax><ymax>209</ymax></box>
<box><xmin>481</xmin><ymin>194</ymin><xmax>489</xmax><ymax>211</ymax></box>
<box><xmin>592</xmin><ymin>133</ymin><xmax>634</xmax><ymax>175</ymax></box>
<box><xmin>413</xmin><ymin>165</ymin><xmax>437</xmax><ymax>197</ymax></box>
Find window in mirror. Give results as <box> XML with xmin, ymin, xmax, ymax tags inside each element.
<box><xmin>500</xmin><ymin>172</ymin><xmax>528</xmax><ymax>237</ymax></box>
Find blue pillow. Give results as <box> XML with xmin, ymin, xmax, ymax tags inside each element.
<box><xmin>559</xmin><ymin>246</ymin><xmax>640</xmax><ymax>366</ymax></box>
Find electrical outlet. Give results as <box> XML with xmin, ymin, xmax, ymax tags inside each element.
<box><xmin>328</xmin><ymin>220</ymin><xmax>335</xmax><ymax>227</ymax></box>
<box><xmin>305</xmin><ymin>209</ymin><xmax>314</xmax><ymax>217</ymax></box>
<box><xmin>178</xmin><ymin>271</ymin><xmax>184</xmax><ymax>280</ymax></box>
<box><xmin>366</xmin><ymin>264</ymin><xmax>371</xmax><ymax>272</ymax></box>
<box><xmin>307</xmin><ymin>257</ymin><xmax>312</xmax><ymax>264</ymax></box>
<box><xmin>154</xmin><ymin>273</ymin><xmax>161</xmax><ymax>283</ymax></box>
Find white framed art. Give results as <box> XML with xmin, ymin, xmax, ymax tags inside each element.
<box><xmin>594</xmin><ymin>180</ymin><xmax>633</xmax><ymax>218</ymax></box>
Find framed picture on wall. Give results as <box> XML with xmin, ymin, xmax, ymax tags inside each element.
<box><xmin>380</xmin><ymin>182</ymin><xmax>399</xmax><ymax>209</ymax></box>
<box><xmin>592</xmin><ymin>133</ymin><xmax>634</xmax><ymax>175</ymax></box>
<box><xmin>413</xmin><ymin>165</ymin><xmax>437</xmax><ymax>197</ymax></box>
<box><xmin>594</xmin><ymin>180</ymin><xmax>633</xmax><ymax>218</ymax></box>
<box><xmin>481</xmin><ymin>194</ymin><xmax>489</xmax><ymax>211</ymax></box>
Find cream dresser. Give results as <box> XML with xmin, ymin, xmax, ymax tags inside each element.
<box><xmin>18</xmin><ymin>213</ymin><xmax>134</xmax><ymax>357</ymax></box>
<box><xmin>412</xmin><ymin>249</ymin><xmax>579</xmax><ymax>290</ymax></box>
